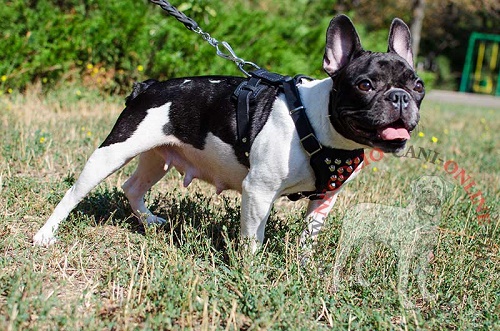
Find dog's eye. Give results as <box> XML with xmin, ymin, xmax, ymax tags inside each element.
<box><xmin>414</xmin><ymin>81</ymin><xmax>424</xmax><ymax>93</ymax></box>
<box><xmin>358</xmin><ymin>80</ymin><xmax>373</xmax><ymax>92</ymax></box>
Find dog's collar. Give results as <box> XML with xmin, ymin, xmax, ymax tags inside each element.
<box><xmin>234</xmin><ymin>69</ymin><xmax>364</xmax><ymax>200</ymax></box>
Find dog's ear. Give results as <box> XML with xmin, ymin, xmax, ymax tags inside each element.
<box><xmin>323</xmin><ymin>15</ymin><xmax>363</xmax><ymax>76</ymax></box>
<box><xmin>388</xmin><ymin>18</ymin><xmax>414</xmax><ymax>68</ymax></box>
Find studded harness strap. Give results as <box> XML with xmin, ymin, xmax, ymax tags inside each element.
<box><xmin>234</xmin><ymin>69</ymin><xmax>364</xmax><ymax>200</ymax></box>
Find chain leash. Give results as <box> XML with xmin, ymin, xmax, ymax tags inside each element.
<box><xmin>149</xmin><ymin>0</ymin><xmax>260</xmax><ymax>77</ymax></box>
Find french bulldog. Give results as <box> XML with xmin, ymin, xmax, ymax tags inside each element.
<box><xmin>33</xmin><ymin>15</ymin><xmax>424</xmax><ymax>250</ymax></box>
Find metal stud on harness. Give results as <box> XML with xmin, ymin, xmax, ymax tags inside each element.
<box><xmin>148</xmin><ymin>0</ymin><xmax>364</xmax><ymax>200</ymax></box>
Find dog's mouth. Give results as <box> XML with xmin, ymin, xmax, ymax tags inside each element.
<box><xmin>347</xmin><ymin>119</ymin><xmax>411</xmax><ymax>151</ymax></box>
<box><xmin>376</xmin><ymin>120</ymin><xmax>410</xmax><ymax>141</ymax></box>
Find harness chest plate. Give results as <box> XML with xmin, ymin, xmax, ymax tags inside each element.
<box><xmin>288</xmin><ymin>148</ymin><xmax>364</xmax><ymax>201</ymax></box>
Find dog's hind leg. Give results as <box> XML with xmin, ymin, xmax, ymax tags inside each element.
<box><xmin>33</xmin><ymin>101</ymin><xmax>175</xmax><ymax>246</ymax></box>
<box><xmin>33</xmin><ymin>144</ymin><xmax>136</xmax><ymax>246</ymax></box>
<box><xmin>122</xmin><ymin>149</ymin><xmax>168</xmax><ymax>225</ymax></box>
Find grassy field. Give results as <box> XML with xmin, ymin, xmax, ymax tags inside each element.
<box><xmin>0</xmin><ymin>84</ymin><xmax>499</xmax><ymax>330</ymax></box>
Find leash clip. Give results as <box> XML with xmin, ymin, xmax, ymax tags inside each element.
<box><xmin>197</xmin><ymin>33</ymin><xmax>260</xmax><ymax>77</ymax></box>
<box><xmin>193</xmin><ymin>27</ymin><xmax>258</xmax><ymax>76</ymax></box>
<box><xmin>215</xmin><ymin>41</ymin><xmax>260</xmax><ymax>77</ymax></box>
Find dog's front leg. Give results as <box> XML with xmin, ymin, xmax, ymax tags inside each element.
<box><xmin>240</xmin><ymin>177</ymin><xmax>278</xmax><ymax>253</ymax></box>
<box><xmin>300</xmin><ymin>191</ymin><xmax>339</xmax><ymax>245</ymax></box>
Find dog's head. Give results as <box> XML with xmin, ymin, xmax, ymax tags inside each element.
<box><xmin>324</xmin><ymin>15</ymin><xmax>424</xmax><ymax>153</ymax></box>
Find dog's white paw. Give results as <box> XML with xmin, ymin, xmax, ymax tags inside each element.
<box><xmin>33</xmin><ymin>230</ymin><xmax>58</xmax><ymax>246</ymax></box>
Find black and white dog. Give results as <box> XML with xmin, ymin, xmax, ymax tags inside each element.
<box><xmin>33</xmin><ymin>15</ymin><xmax>424</xmax><ymax>250</ymax></box>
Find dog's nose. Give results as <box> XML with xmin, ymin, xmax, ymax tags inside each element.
<box><xmin>388</xmin><ymin>89</ymin><xmax>410</xmax><ymax>112</ymax></box>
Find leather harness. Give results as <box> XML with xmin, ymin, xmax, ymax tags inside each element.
<box><xmin>234</xmin><ymin>69</ymin><xmax>364</xmax><ymax>201</ymax></box>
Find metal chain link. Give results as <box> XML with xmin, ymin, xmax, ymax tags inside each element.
<box><xmin>149</xmin><ymin>0</ymin><xmax>259</xmax><ymax>76</ymax></box>
<box><xmin>149</xmin><ymin>0</ymin><xmax>199</xmax><ymax>31</ymax></box>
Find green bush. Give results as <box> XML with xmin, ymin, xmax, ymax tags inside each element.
<box><xmin>1</xmin><ymin>0</ymin><xmax>400</xmax><ymax>94</ymax></box>
<box><xmin>1</xmin><ymin>0</ymin><xmax>157</xmax><ymax>93</ymax></box>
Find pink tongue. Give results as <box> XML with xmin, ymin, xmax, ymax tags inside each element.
<box><xmin>378</xmin><ymin>127</ymin><xmax>410</xmax><ymax>140</ymax></box>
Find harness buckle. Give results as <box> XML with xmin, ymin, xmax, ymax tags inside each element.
<box><xmin>289</xmin><ymin>105</ymin><xmax>305</xmax><ymax>115</ymax></box>
<box><xmin>300</xmin><ymin>133</ymin><xmax>322</xmax><ymax>156</ymax></box>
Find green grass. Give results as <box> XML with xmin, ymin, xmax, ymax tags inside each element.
<box><xmin>0</xmin><ymin>84</ymin><xmax>499</xmax><ymax>330</ymax></box>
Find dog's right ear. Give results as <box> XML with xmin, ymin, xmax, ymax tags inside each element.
<box><xmin>323</xmin><ymin>15</ymin><xmax>363</xmax><ymax>76</ymax></box>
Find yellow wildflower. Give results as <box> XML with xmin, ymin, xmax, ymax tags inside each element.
<box><xmin>137</xmin><ymin>65</ymin><xmax>144</xmax><ymax>72</ymax></box>
<box><xmin>1</xmin><ymin>75</ymin><xmax>6</xmax><ymax>82</ymax></box>
<box><xmin>431</xmin><ymin>136</ymin><xmax>438</xmax><ymax>143</ymax></box>
<box><xmin>86</xmin><ymin>63</ymin><xmax>94</xmax><ymax>70</ymax></box>
<box><xmin>39</xmin><ymin>137</ymin><xmax>46</xmax><ymax>144</ymax></box>
<box><xmin>372</xmin><ymin>167</ymin><xmax>378</xmax><ymax>172</ymax></box>
<box><xmin>418</xmin><ymin>131</ymin><xmax>425</xmax><ymax>137</ymax></box>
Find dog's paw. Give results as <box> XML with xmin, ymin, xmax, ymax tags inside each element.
<box><xmin>33</xmin><ymin>230</ymin><xmax>58</xmax><ymax>246</ymax></box>
<box><xmin>143</xmin><ymin>214</ymin><xmax>167</xmax><ymax>226</ymax></box>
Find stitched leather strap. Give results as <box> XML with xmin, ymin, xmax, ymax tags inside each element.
<box><xmin>282</xmin><ymin>78</ymin><xmax>323</xmax><ymax>157</ymax></box>
<box><xmin>248</xmin><ymin>70</ymin><xmax>323</xmax><ymax>157</ymax></box>
<box><xmin>236</xmin><ymin>76</ymin><xmax>262</xmax><ymax>156</ymax></box>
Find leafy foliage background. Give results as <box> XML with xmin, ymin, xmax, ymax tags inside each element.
<box><xmin>1</xmin><ymin>0</ymin><xmax>390</xmax><ymax>94</ymax></box>
<box><xmin>2</xmin><ymin>0</ymin><xmax>498</xmax><ymax>94</ymax></box>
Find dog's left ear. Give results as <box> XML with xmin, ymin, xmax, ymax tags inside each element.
<box><xmin>387</xmin><ymin>18</ymin><xmax>414</xmax><ymax>69</ymax></box>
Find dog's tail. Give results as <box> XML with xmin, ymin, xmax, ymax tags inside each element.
<box><xmin>125</xmin><ymin>79</ymin><xmax>158</xmax><ymax>105</ymax></box>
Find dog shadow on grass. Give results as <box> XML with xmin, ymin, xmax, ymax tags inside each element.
<box><xmin>73</xmin><ymin>188</ymin><xmax>245</xmax><ymax>256</ymax></box>
<box><xmin>73</xmin><ymin>187</ymin><xmax>144</xmax><ymax>233</ymax></box>
<box><xmin>73</xmin><ymin>187</ymin><xmax>297</xmax><ymax>263</ymax></box>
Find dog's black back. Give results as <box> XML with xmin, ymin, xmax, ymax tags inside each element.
<box><xmin>101</xmin><ymin>76</ymin><xmax>280</xmax><ymax>166</ymax></box>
